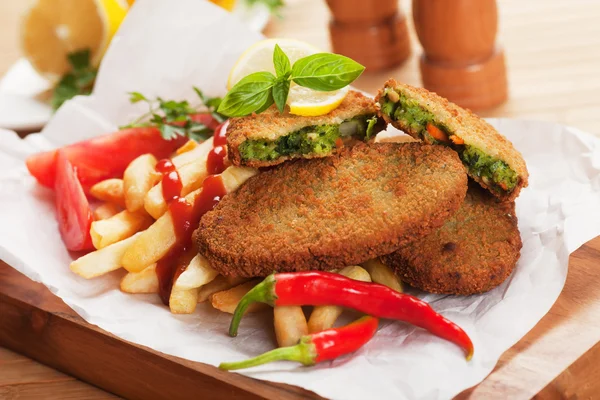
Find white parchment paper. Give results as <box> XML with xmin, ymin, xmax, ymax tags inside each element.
<box><xmin>1</xmin><ymin>1</ymin><xmax>600</xmax><ymax>399</ymax></box>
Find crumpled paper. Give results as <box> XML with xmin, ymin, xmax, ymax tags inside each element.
<box><xmin>1</xmin><ymin>1</ymin><xmax>600</xmax><ymax>399</ymax></box>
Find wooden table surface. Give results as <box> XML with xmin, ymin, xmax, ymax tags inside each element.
<box><xmin>2</xmin><ymin>0</ymin><xmax>600</xmax><ymax>399</ymax></box>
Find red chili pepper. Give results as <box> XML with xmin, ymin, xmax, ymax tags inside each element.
<box><xmin>229</xmin><ymin>272</ymin><xmax>474</xmax><ymax>360</ymax></box>
<box><xmin>220</xmin><ymin>316</ymin><xmax>379</xmax><ymax>370</ymax></box>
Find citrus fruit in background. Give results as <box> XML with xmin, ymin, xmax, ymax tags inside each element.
<box><xmin>21</xmin><ymin>0</ymin><xmax>128</xmax><ymax>80</ymax></box>
<box><xmin>209</xmin><ymin>0</ymin><xmax>237</xmax><ymax>12</ymax></box>
<box><xmin>228</xmin><ymin>38</ymin><xmax>348</xmax><ymax>116</ymax></box>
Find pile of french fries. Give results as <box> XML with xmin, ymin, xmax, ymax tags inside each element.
<box><xmin>70</xmin><ymin>137</ymin><xmax>259</xmax><ymax>314</ymax></box>
<box><xmin>69</xmin><ymin>137</ymin><xmax>403</xmax><ymax>349</ymax></box>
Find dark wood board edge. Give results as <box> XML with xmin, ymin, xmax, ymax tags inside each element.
<box><xmin>0</xmin><ymin>262</ymin><xmax>322</xmax><ymax>400</ymax></box>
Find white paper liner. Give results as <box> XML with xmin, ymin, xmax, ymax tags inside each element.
<box><xmin>1</xmin><ymin>1</ymin><xmax>600</xmax><ymax>398</ymax></box>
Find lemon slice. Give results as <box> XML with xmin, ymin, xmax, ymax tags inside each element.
<box><xmin>21</xmin><ymin>0</ymin><xmax>128</xmax><ymax>80</ymax></box>
<box><xmin>228</xmin><ymin>38</ymin><xmax>351</xmax><ymax>117</ymax></box>
<box><xmin>287</xmin><ymin>85</ymin><xmax>349</xmax><ymax>117</ymax></box>
<box><xmin>227</xmin><ymin>38</ymin><xmax>320</xmax><ymax>89</ymax></box>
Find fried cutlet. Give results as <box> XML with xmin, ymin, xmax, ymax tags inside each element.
<box><xmin>227</xmin><ymin>90</ymin><xmax>386</xmax><ymax>168</ymax></box>
<box><xmin>375</xmin><ymin>79</ymin><xmax>528</xmax><ymax>201</ymax></box>
<box><xmin>195</xmin><ymin>142</ymin><xmax>468</xmax><ymax>278</ymax></box>
<box><xmin>381</xmin><ymin>184</ymin><xmax>522</xmax><ymax>295</ymax></box>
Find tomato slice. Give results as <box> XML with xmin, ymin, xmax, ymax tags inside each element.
<box><xmin>26</xmin><ymin>127</ymin><xmax>188</xmax><ymax>194</ymax></box>
<box><xmin>54</xmin><ymin>151</ymin><xmax>94</xmax><ymax>251</ymax></box>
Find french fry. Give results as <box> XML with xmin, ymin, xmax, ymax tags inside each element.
<box><xmin>169</xmin><ymin>288</ymin><xmax>199</xmax><ymax>314</ymax></box>
<box><xmin>197</xmin><ymin>275</ymin><xmax>233</xmax><ymax>303</ymax></box>
<box><xmin>172</xmin><ymin>254</ymin><xmax>218</xmax><ymax>291</ymax></box>
<box><xmin>122</xmin><ymin>166</ymin><xmax>258</xmax><ymax>272</ymax></box>
<box><xmin>90</xmin><ymin>209</ymin><xmax>153</xmax><ymax>249</ymax></box>
<box><xmin>93</xmin><ymin>202</ymin><xmax>121</xmax><ymax>220</ymax></box>
<box><xmin>175</xmin><ymin>139</ymin><xmax>198</xmax><ymax>155</ymax></box>
<box><xmin>362</xmin><ymin>258</ymin><xmax>403</xmax><ymax>292</ymax></box>
<box><xmin>123</xmin><ymin>154</ymin><xmax>159</xmax><ymax>212</ymax></box>
<box><xmin>144</xmin><ymin>139</ymin><xmax>214</xmax><ymax>219</ymax></box>
<box><xmin>171</xmin><ymin>137</ymin><xmax>213</xmax><ymax>168</ymax></box>
<box><xmin>224</xmin><ymin>275</ymin><xmax>250</xmax><ymax>286</ymax></box>
<box><xmin>120</xmin><ymin>264</ymin><xmax>158</xmax><ymax>293</ymax></box>
<box><xmin>89</xmin><ymin>178</ymin><xmax>125</xmax><ymax>207</ymax></box>
<box><xmin>307</xmin><ymin>266</ymin><xmax>371</xmax><ymax>333</ymax></box>
<box><xmin>70</xmin><ymin>233</ymin><xmax>140</xmax><ymax>279</ymax></box>
<box><xmin>274</xmin><ymin>306</ymin><xmax>309</xmax><ymax>347</ymax></box>
<box><xmin>210</xmin><ymin>280</ymin><xmax>267</xmax><ymax>314</ymax></box>
<box><xmin>144</xmin><ymin>158</ymin><xmax>210</xmax><ymax>219</ymax></box>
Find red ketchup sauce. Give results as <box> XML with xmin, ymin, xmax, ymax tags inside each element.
<box><xmin>155</xmin><ymin>159</ymin><xmax>183</xmax><ymax>203</ymax></box>
<box><xmin>155</xmin><ymin>123</ymin><xmax>229</xmax><ymax>305</ymax></box>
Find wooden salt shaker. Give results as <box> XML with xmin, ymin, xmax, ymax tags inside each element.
<box><xmin>326</xmin><ymin>0</ymin><xmax>411</xmax><ymax>72</ymax></box>
<box><xmin>413</xmin><ymin>0</ymin><xmax>508</xmax><ymax>110</ymax></box>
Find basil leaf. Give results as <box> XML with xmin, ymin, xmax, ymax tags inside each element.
<box><xmin>291</xmin><ymin>53</ymin><xmax>365</xmax><ymax>91</ymax></box>
<box><xmin>218</xmin><ymin>71</ymin><xmax>276</xmax><ymax>117</ymax></box>
<box><xmin>272</xmin><ymin>77</ymin><xmax>290</xmax><ymax>113</ymax></box>
<box><xmin>255</xmin><ymin>90</ymin><xmax>275</xmax><ymax>114</ymax></box>
<box><xmin>273</xmin><ymin>44</ymin><xmax>291</xmax><ymax>78</ymax></box>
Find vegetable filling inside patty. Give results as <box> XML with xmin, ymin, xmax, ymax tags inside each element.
<box><xmin>379</xmin><ymin>91</ymin><xmax>518</xmax><ymax>194</ymax></box>
<box><xmin>238</xmin><ymin>115</ymin><xmax>385</xmax><ymax>162</ymax></box>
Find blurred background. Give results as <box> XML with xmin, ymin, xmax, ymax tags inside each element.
<box><xmin>0</xmin><ymin>0</ymin><xmax>599</xmax><ymax>134</ymax></box>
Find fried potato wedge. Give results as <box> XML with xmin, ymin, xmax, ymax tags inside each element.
<box><xmin>90</xmin><ymin>209</ymin><xmax>153</xmax><ymax>249</ymax></box>
<box><xmin>274</xmin><ymin>306</ymin><xmax>308</xmax><ymax>347</ymax></box>
<box><xmin>307</xmin><ymin>266</ymin><xmax>371</xmax><ymax>333</ymax></box>
<box><xmin>93</xmin><ymin>202</ymin><xmax>121</xmax><ymax>220</ymax></box>
<box><xmin>120</xmin><ymin>264</ymin><xmax>158</xmax><ymax>294</ymax></box>
<box><xmin>197</xmin><ymin>275</ymin><xmax>233</xmax><ymax>303</ymax></box>
<box><xmin>169</xmin><ymin>288</ymin><xmax>199</xmax><ymax>314</ymax></box>
<box><xmin>144</xmin><ymin>158</ymin><xmax>210</xmax><ymax>219</ymax></box>
<box><xmin>145</xmin><ymin>139</ymin><xmax>215</xmax><ymax>219</ymax></box>
<box><xmin>124</xmin><ymin>154</ymin><xmax>159</xmax><ymax>212</ymax></box>
<box><xmin>70</xmin><ymin>233</ymin><xmax>140</xmax><ymax>279</ymax></box>
<box><xmin>209</xmin><ymin>280</ymin><xmax>266</xmax><ymax>314</ymax></box>
<box><xmin>172</xmin><ymin>254</ymin><xmax>218</xmax><ymax>291</ymax></box>
<box><xmin>171</xmin><ymin>138</ymin><xmax>213</xmax><ymax>168</ymax></box>
<box><xmin>122</xmin><ymin>167</ymin><xmax>258</xmax><ymax>272</ymax></box>
<box><xmin>175</xmin><ymin>139</ymin><xmax>199</xmax><ymax>155</ymax></box>
<box><xmin>362</xmin><ymin>258</ymin><xmax>403</xmax><ymax>292</ymax></box>
<box><xmin>90</xmin><ymin>178</ymin><xmax>125</xmax><ymax>208</ymax></box>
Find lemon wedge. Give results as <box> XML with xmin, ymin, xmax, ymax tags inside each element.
<box><xmin>21</xmin><ymin>0</ymin><xmax>128</xmax><ymax>80</ymax></box>
<box><xmin>228</xmin><ymin>38</ymin><xmax>320</xmax><ymax>89</ymax></box>
<box><xmin>228</xmin><ymin>38</ymin><xmax>350</xmax><ymax>117</ymax></box>
<box><xmin>287</xmin><ymin>85</ymin><xmax>349</xmax><ymax>117</ymax></box>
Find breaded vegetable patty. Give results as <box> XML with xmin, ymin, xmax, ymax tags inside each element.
<box><xmin>381</xmin><ymin>184</ymin><xmax>522</xmax><ymax>295</ymax></box>
<box><xmin>376</xmin><ymin>79</ymin><xmax>528</xmax><ymax>201</ymax></box>
<box><xmin>227</xmin><ymin>91</ymin><xmax>386</xmax><ymax>168</ymax></box>
<box><xmin>195</xmin><ymin>142</ymin><xmax>468</xmax><ymax>278</ymax></box>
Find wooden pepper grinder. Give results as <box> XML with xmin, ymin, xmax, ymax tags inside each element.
<box><xmin>413</xmin><ymin>0</ymin><xmax>508</xmax><ymax>110</ymax></box>
<box><xmin>325</xmin><ymin>0</ymin><xmax>411</xmax><ymax>72</ymax></box>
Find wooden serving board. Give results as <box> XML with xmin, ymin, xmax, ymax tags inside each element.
<box><xmin>1</xmin><ymin>236</ymin><xmax>600</xmax><ymax>399</ymax></box>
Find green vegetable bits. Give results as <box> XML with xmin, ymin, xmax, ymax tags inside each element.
<box><xmin>238</xmin><ymin>115</ymin><xmax>381</xmax><ymax>162</ymax></box>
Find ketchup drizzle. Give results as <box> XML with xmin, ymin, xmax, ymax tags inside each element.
<box><xmin>155</xmin><ymin>123</ymin><xmax>229</xmax><ymax>305</ymax></box>
<box><xmin>155</xmin><ymin>159</ymin><xmax>182</xmax><ymax>204</ymax></box>
<box><xmin>212</xmin><ymin>120</ymin><xmax>229</xmax><ymax>147</ymax></box>
<box><xmin>207</xmin><ymin>145</ymin><xmax>227</xmax><ymax>175</ymax></box>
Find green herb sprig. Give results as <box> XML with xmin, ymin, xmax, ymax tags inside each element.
<box><xmin>123</xmin><ymin>88</ymin><xmax>224</xmax><ymax>141</ymax></box>
<box><xmin>247</xmin><ymin>0</ymin><xmax>284</xmax><ymax>15</ymax></box>
<box><xmin>51</xmin><ymin>49</ymin><xmax>97</xmax><ymax>110</ymax></box>
<box><xmin>217</xmin><ymin>45</ymin><xmax>365</xmax><ymax>118</ymax></box>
